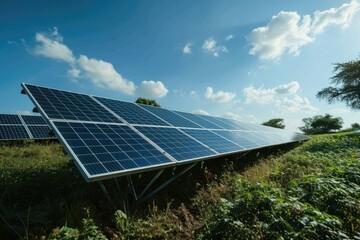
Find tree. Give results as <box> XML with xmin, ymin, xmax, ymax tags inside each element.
<box><xmin>317</xmin><ymin>57</ymin><xmax>360</xmax><ymax>110</ymax></box>
<box><xmin>351</xmin><ymin>123</ymin><xmax>360</xmax><ymax>129</ymax></box>
<box><xmin>299</xmin><ymin>114</ymin><xmax>343</xmax><ymax>135</ymax></box>
<box><xmin>262</xmin><ymin>118</ymin><xmax>285</xmax><ymax>129</ymax></box>
<box><xmin>135</xmin><ymin>97</ymin><xmax>161</xmax><ymax>107</ymax></box>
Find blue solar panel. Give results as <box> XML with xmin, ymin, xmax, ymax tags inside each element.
<box><xmin>24</xmin><ymin>84</ymin><xmax>121</xmax><ymax>123</ymax></box>
<box><xmin>94</xmin><ymin>97</ymin><xmax>170</xmax><ymax>126</ymax></box>
<box><xmin>0</xmin><ymin>125</ymin><xmax>30</xmax><ymax>140</ymax></box>
<box><xmin>197</xmin><ymin>115</ymin><xmax>239</xmax><ymax>130</ymax></box>
<box><xmin>212</xmin><ymin>130</ymin><xmax>261</xmax><ymax>149</ymax></box>
<box><xmin>135</xmin><ymin>126</ymin><xmax>216</xmax><ymax>161</ymax></box>
<box><xmin>0</xmin><ymin>114</ymin><xmax>22</xmax><ymax>125</ymax></box>
<box><xmin>53</xmin><ymin>122</ymin><xmax>173</xmax><ymax>179</ymax></box>
<box><xmin>172</xmin><ymin>111</ymin><xmax>224</xmax><ymax>129</ymax></box>
<box><xmin>182</xmin><ymin>129</ymin><xmax>245</xmax><ymax>154</ymax></box>
<box><xmin>27</xmin><ymin>125</ymin><xmax>52</xmax><ymax>139</ymax></box>
<box><xmin>22</xmin><ymin>115</ymin><xmax>47</xmax><ymax>125</ymax></box>
<box><xmin>139</xmin><ymin>105</ymin><xmax>202</xmax><ymax>128</ymax></box>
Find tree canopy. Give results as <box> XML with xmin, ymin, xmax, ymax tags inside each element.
<box><xmin>299</xmin><ymin>114</ymin><xmax>343</xmax><ymax>135</ymax></box>
<box><xmin>351</xmin><ymin>123</ymin><xmax>360</xmax><ymax>129</ymax></box>
<box><xmin>317</xmin><ymin>57</ymin><xmax>360</xmax><ymax>110</ymax></box>
<box><xmin>135</xmin><ymin>98</ymin><xmax>161</xmax><ymax>107</ymax></box>
<box><xmin>262</xmin><ymin>118</ymin><xmax>285</xmax><ymax>129</ymax></box>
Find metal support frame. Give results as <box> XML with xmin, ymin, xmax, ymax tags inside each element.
<box><xmin>135</xmin><ymin>163</ymin><xmax>197</xmax><ymax>204</ymax></box>
<box><xmin>98</xmin><ymin>181</ymin><xmax>115</xmax><ymax>208</ymax></box>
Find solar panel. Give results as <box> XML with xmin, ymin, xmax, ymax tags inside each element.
<box><xmin>135</xmin><ymin>126</ymin><xmax>216</xmax><ymax>161</ymax></box>
<box><xmin>53</xmin><ymin>121</ymin><xmax>173</xmax><ymax>178</ymax></box>
<box><xmin>0</xmin><ymin>114</ymin><xmax>55</xmax><ymax>140</ymax></box>
<box><xmin>22</xmin><ymin>83</ymin><xmax>309</xmax><ymax>182</ymax></box>
<box><xmin>0</xmin><ymin>125</ymin><xmax>30</xmax><ymax>140</ymax></box>
<box><xmin>94</xmin><ymin>97</ymin><xmax>170</xmax><ymax>126</ymax></box>
<box><xmin>0</xmin><ymin>114</ymin><xmax>22</xmax><ymax>124</ymax></box>
<box><xmin>139</xmin><ymin>105</ymin><xmax>202</xmax><ymax>128</ymax></box>
<box><xmin>181</xmin><ymin>129</ymin><xmax>245</xmax><ymax>154</ymax></box>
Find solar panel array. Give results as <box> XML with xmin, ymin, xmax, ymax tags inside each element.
<box><xmin>0</xmin><ymin>114</ymin><xmax>55</xmax><ymax>140</ymax></box>
<box><xmin>22</xmin><ymin>83</ymin><xmax>309</xmax><ymax>182</ymax></box>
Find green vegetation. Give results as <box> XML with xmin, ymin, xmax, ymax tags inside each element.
<box><xmin>135</xmin><ymin>98</ymin><xmax>161</xmax><ymax>107</ymax></box>
<box><xmin>317</xmin><ymin>56</ymin><xmax>360</xmax><ymax>110</ymax></box>
<box><xmin>0</xmin><ymin>133</ymin><xmax>359</xmax><ymax>239</ymax></box>
<box><xmin>299</xmin><ymin>114</ymin><xmax>343</xmax><ymax>135</ymax></box>
<box><xmin>262</xmin><ymin>118</ymin><xmax>285</xmax><ymax>129</ymax></box>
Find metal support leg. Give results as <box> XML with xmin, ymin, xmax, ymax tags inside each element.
<box><xmin>127</xmin><ymin>175</ymin><xmax>138</xmax><ymax>201</ymax></box>
<box><xmin>98</xmin><ymin>181</ymin><xmax>115</xmax><ymax>208</ymax></box>
<box><xmin>137</xmin><ymin>169</ymin><xmax>164</xmax><ymax>200</ymax></box>
<box><xmin>137</xmin><ymin>163</ymin><xmax>197</xmax><ymax>204</ymax></box>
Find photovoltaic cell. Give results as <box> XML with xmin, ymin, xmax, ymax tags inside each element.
<box><xmin>28</xmin><ymin>125</ymin><xmax>52</xmax><ymax>139</ymax></box>
<box><xmin>0</xmin><ymin>114</ymin><xmax>22</xmax><ymax>125</ymax></box>
<box><xmin>22</xmin><ymin>115</ymin><xmax>47</xmax><ymax>125</ymax></box>
<box><xmin>94</xmin><ymin>97</ymin><xmax>170</xmax><ymax>126</ymax></box>
<box><xmin>135</xmin><ymin>126</ymin><xmax>216</xmax><ymax>161</ymax></box>
<box><xmin>172</xmin><ymin>111</ymin><xmax>223</xmax><ymax>129</ymax></box>
<box><xmin>197</xmin><ymin>115</ymin><xmax>239</xmax><ymax>130</ymax></box>
<box><xmin>24</xmin><ymin>84</ymin><xmax>121</xmax><ymax>123</ymax></box>
<box><xmin>182</xmin><ymin>129</ymin><xmax>245</xmax><ymax>154</ymax></box>
<box><xmin>0</xmin><ymin>125</ymin><xmax>30</xmax><ymax>140</ymax></box>
<box><xmin>213</xmin><ymin>130</ymin><xmax>260</xmax><ymax>149</ymax></box>
<box><xmin>139</xmin><ymin>105</ymin><xmax>202</xmax><ymax>128</ymax></box>
<box><xmin>53</xmin><ymin>122</ymin><xmax>172</xmax><ymax>177</ymax></box>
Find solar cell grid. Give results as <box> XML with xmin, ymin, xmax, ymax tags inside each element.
<box><xmin>24</xmin><ymin>84</ymin><xmax>121</xmax><ymax>123</ymax></box>
<box><xmin>172</xmin><ymin>111</ymin><xmax>224</xmax><ymax>129</ymax></box>
<box><xmin>94</xmin><ymin>97</ymin><xmax>170</xmax><ymax>126</ymax></box>
<box><xmin>54</xmin><ymin>122</ymin><xmax>172</xmax><ymax>178</ymax></box>
<box><xmin>28</xmin><ymin>125</ymin><xmax>52</xmax><ymax>139</ymax></box>
<box><xmin>197</xmin><ymin>115</ymin><xmax>239</xmax><ymax>130</ymax></box>
<box><xmin>213</xmin><ymin>130</ymin><xmax>260</xmax><ymax>149</ymax></box>
<box><xmin>21</xmin><ymin>115</ymin><xmax>47</xmax><ymax>125</ymax></box>
<box><xmin>139</xmin><ymin>105</ymin><xmax>202</xmax><ymax>128</ymax></box>
<box><xmin>0</xmin><ymin>125</ymin><xmax>30</xmax><ymax>140</ymax></box>
<box><xmin>182</xmin><ymin>129</ymin><xmax>245</xmax><ymax>154</ymax></box>
<box><xmin>0</xmin><ymin>114</ymin><xmax>22</xmax><ymax>125</ymax></box>
<box><xmin>135</xmin><ymin>126</ymin><xmax>216</xmax><ymax>161</ymax></box>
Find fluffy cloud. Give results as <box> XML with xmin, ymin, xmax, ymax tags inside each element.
<box><xmin>34</xmin><ymin>27</ymin><xmax>75</xmax><ymax>63</ymax></box>
<box><xmin>72</xmin><ymin>55</ymin><xmax>136</xmax><ymax>95</ymax></box>
<box><xmin>312</xmin><ymin>0</ymin><xmax>360</xmax><ymax>34</ymax></box>
<box><xmin>244</xmin><ymin>81</ymin><xmax>300</xmax><ymax>104</ymax></box>
<box><xmin>190</xmin><ymin>90</ymin><xmax>200</xmax><ymax>101</ymax></box>
<box><xmin>138</xmin><ymin>81</ymin><xmax>168</xmax><ymax>98</ymax></box>
<box><xmin>183</xmin><ymin>42</ymin><xmax>192</xmax><ymax>55</ymax></box>
<box><xmin>248</xmin><ymin>1</ymin><xmax>360</xmax><ymax>60</ymax></box>
<box><xmin>225</xmin><ymin>35</ymin><xmax>234</xmax><ymax>41</ymax></box>
<box><xmin>205</xmin><ymin>87</ymin><xmax>236</xmax><ymax>103</ymax></box>
<box><xmin>243</xmin><ymin>81</ymin><xmax>317</xmax><ymax>113</ymax></box>
<box><xmin>32</xmin><ymin>28</ymin><xmax>167</xmax><ymax>97</ymax></box>
<box><xmin>223</xmin><ymin>112</ymin><xmax>260</xmax><ymax>124</ymax></box>
<box><xmin>202</xmin><ymin>38</ymin><xmax>228</xmax><ymax>57</ymax></box>
<box><xmin>192</xmin><ymin>109</ymin><xmax>209</xmax><ymax>115</ymax></box>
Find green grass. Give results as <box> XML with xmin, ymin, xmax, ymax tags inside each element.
<box><xmin>0</xmin><ymin>133</ymin><xmax>359</xmax><ymax>239</ymax></box>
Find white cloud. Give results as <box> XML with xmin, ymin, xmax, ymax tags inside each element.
<box><xmin>243</xmin><ymin>81</ymin><xmax>317</xmax><ymax>113</ymax></box>
<box><xmin>223</xmin><ymin>112</ymin><xmax>242</xmax><ymax>121</ymax></box>
<box><xmin>277</xmin><ymin>95</ymin><xmax>318</xmax><ymax>113</ymax></box>
<box><xmin>248</xmin><ymin>11</ymin><xmax>313</xmax><ymax>61</ymax></box>
<box><xmin>33</xmin><ymin>27</ymin><xmax>75</xmax><ymax>63</ymax></box>
<box><xmin>138</xmin><ymin>81</ymin><xmax>168</xmax><ymax>98</ymax></box>
<box><xmin>223</xmin><ymin>112</ymin><xmax>260</xmax><ymax>124</ymax></box>
<box><xmin>205</xmin><ymin>87</ymin><xmax>236</xmax><ymax>103</ymax></box>
<box><xmin>73</xmin><ymin>55</ymin><xmax>136</xmax><ymax>95</ymax></box>
<box><xmin>193</xmin><ymin>109</ymin><xmax>209</xmax><ymax>115</ymax></box>
<box><xmin>225</xmin><ymin>34</ymin><xmax>234</xmax><ymax>41</ymax></box>
<box><xmin>244</xmin><ymin>81</ymin><xmax>300</xmax><ymax>104</ymax></box>
<box><xmin>32</xmin><ymin>28</ymin><xmax>169</xmax><ymax>97</ymax></box>
<box><xmin>247</xmin><ymin>1</ymin><xmax>360</xmax><ymax>60</ymax></box>
<box><xmin>312</xmin><ymin>0</ymin><xmax>360</xmax><ymax>34</ymax></box>
<box><xmin>183</xmin><ymin>42</ymin><xmax>192</xmax><ymax>55</ymax></box>
<box><xmin>202</xmin><ymin>38</ymin><xmax>228</xmax><ymax>57</ymax></box>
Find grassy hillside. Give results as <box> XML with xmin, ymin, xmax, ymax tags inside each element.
<box><xmin>0</xmin><ymin>133</ymin><xmax>359</xmax><ymax>239</ymax></box>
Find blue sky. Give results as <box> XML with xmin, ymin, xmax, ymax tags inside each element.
<box><xmin>1</xmin><ymin>0</ymin><xmax>359</xmax><ymax>131</ymax></box>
